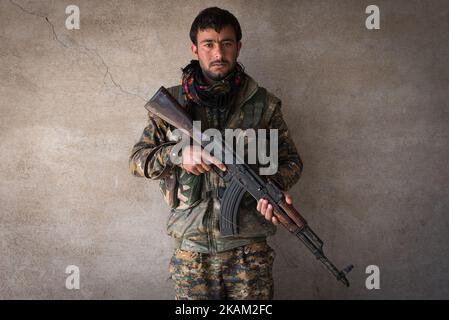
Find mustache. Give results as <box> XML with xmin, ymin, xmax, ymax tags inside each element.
<box><xmin>210</xmin><ymin>61</ymin><xmax>228</xmax><ymax>66</ymax></box>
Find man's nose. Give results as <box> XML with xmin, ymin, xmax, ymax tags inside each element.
<box><xmin>213</xmin><ymin>44</ymin><xmax>224</xmax><ymax>60</ymax></box>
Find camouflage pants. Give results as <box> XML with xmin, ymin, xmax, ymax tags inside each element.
<box><xmin>168</xmin><ymin>241</ymin><xmax>275</xmax><ymax>300</ymax></box>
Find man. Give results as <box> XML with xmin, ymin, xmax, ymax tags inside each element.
<box><xmin>129</xmin><ymin>7</ymin><xmax>303</xmax><ymax>300</ymax></box>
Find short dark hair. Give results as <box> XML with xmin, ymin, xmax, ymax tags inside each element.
<box><xmin>189</xmin><ymin>7</ymin><xmax>242</xmax><ymax>45</ymax></box>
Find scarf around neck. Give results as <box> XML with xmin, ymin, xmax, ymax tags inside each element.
<box><xmin>181</xmin><ymin>59</ymin><xmax>244</xmax><ymax>109</ymax></box>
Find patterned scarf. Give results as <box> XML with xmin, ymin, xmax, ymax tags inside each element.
<box><xmin>181</xmin><ymin>59</ymin><xmax>245</xmax><ymax>129</ymax></box>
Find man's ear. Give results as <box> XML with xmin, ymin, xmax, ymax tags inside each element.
<box><xmin>236</xmin><ymin>41</ymin><xmax>242</xmax><ymax>58</ymax></box>
<box><xmin>191</xmin><ymin>43</ymin><xmax>199</xmax><ymax>59</ymax></box>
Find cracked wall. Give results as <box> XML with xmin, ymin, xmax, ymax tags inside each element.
<box><xmin>1</xmin><ymin>0</ymin><xmax>449</xmax><ymax>299</ymax></box>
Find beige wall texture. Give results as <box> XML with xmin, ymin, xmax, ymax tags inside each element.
<box><xmin>1</xmin><ymin>0</ymin><xmax>448</xmax><ymax>299</ymax></box>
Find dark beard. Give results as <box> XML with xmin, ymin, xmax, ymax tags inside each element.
<box><xmin>202</xmin><ymin>66</ymin><xmax>232</xmax><ymax>82</ymax></box>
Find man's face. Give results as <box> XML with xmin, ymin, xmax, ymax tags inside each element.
<box><xmin>191</xmin><ymin>25</ymin><xmax>242</xmax><ymax>83</ymax></box>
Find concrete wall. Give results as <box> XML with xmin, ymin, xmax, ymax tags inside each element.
<box><xmin>1</xmin><ymin>0</ymin><xmax>448</xmax><ymax>299</ymax></box>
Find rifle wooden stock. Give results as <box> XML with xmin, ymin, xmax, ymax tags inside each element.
<box><xmin>144</xmin><ymin>86</ymin><xmax>194</xmax><ymax>137</ymax></box>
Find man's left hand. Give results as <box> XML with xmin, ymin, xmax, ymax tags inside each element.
<box><xmin>256</xmin><ymin>191</ymin><xmax>293</xmax><ymax>225</ymax></box>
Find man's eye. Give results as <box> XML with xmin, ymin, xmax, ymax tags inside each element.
<box><xmin>205</xmin><ymin>43</ymin><xmax>213</xmax><ymax>48</ymax></box>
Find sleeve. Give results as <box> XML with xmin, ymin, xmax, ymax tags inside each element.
<box><xmin>266</xmin><ymin>103</ymin><xmax>303</xmax><ymax>191</ymax></box>
<box><xmin>129</xmin><ymin>112</ymin><xmax>177</xmax><ymax>179</ymax></box>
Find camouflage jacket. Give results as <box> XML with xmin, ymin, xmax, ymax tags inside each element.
<box><xmin>129</xmin><ymin>73</ymin><xmax>303</xmax><ymax>253</ymax></box>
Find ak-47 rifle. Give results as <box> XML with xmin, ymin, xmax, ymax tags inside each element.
<box><xmin>145</xmin><ymin>86</ymin><xmax>354</xmax><ymax>287</ymax></box>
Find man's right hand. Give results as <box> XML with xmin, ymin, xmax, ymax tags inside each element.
<box><xmin>181</xmin><ymin>145</ymin><xmax>226</xmax><ymax>175</ymax></box>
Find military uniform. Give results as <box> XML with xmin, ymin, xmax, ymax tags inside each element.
<box><xmin>129</xmin><ymin>72</ymin><xmax>303</xmax><ymax>299</ymax></box>
<box><xmin>169</xmin><ymin>241</ymin><xmax>275</xmax><ymax>300</ymax></box>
